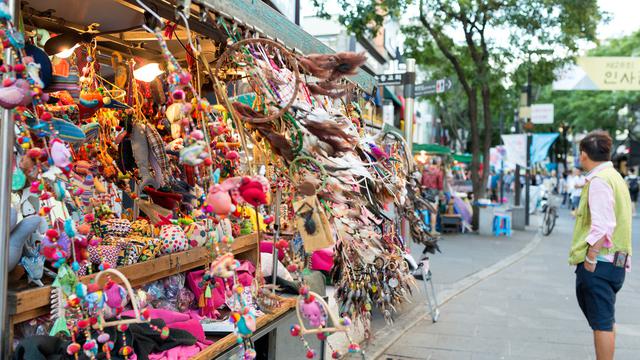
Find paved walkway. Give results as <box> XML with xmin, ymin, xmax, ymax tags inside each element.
<box><xmin>360</xmin><ymin>217</ymin><xmax>540</xmax><ymax>357</ymax></box>
<box><xmin>380</xmin><ymin>211</ymin><xmax>640</xmax><ymax>360</ymax></box>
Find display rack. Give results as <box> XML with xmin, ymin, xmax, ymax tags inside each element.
<box><xmin>8</xmin><ymin>233</ymin><xmax>257</xmax><ymax>325</ymax></box>
<box><xmin>191</xmin><ymin>298</ymin><xmax>297</xmax><ymax>360</ymax></box>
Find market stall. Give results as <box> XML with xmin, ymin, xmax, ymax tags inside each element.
<box><xmin>0</xmin><ymin>0</ymin><xmax>437</xmax><ymax>359</ymax></box>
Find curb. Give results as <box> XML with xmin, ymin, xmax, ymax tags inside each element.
<box><xmin>364</xmin><ymin>229</ymin><xmax>544</xmax><ymax>359</ymax></box>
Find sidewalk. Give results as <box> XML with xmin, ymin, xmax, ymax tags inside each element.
<box><xmin>379</xmin><ymin>211</ymin><xmax>640</xmax><ymax>360</ymax></box>
<box><xmin>360</xmin><ymin>217</ymin><xmax>541</xmax><ymax>358</ymax></box>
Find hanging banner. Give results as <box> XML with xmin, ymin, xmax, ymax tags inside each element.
<box><xmin>501</xmin><ymin>134</ymin><xmax>527</xmax><ymax>168</ymax></box>
<box><xmin>530</xmin><ymin>133</ymin><xmax>559</xmax><ymax>164</ymax></box>
<box><xmin>531</xmin><ymin>104</ymin><xmax>554</xmax><ymax>124</ymax></box>
<box><xmin>576</xmin><ymin>57</ymin><xmax>640</xmax><ymax>91</ymax></box>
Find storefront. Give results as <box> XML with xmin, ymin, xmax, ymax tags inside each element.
<box><xmin>0</xmin><ymin>0</ymin><xmax>438</xmax><ymax>359</ymax></box>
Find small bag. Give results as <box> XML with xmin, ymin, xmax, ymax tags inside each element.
<box><xmin>293</xmin><ymin>196</ymin><xmax>334</xmax><ymax>253</ymax></box>
<box><xmin>88</xmin><ymin>245</ymin><xmax>120</xmax><ymax>269</ymax></box>
<box><xmin>184</xmin><ymin>221</ymin><xmax>208</xmax><ymax>248</ymax></box>
<box><xmin>130</xmin><ymin>219</ymin><xmax>152</xmax><ymax>236</ymax></box>
<box><xmin>104</xmin><ymin>218</ymin><xmax>131</xmax><ymax>238</ymax></box>
<box><xmin>128</xmin><ymin>234</ymin><xmax>161</xmax><ymax>262</ymax></box>
<box><xmin>159</xmin><ymin>224</ymin><xmax>188</xmax><ymax>254</ymax></box>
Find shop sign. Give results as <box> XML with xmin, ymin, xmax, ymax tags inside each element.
<box><xmin>576</xmin><ymin>57</ymin><xmax>640</xmax><ymax>91</ymax></box>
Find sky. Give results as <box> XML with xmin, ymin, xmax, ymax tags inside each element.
<box><xmin>597</xmin><ymin>0</ymin><xmax>640</xmax><ymax>41</ymax></box>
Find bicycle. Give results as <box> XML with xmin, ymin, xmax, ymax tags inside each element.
<box><xmin>540</xmin><ymin>190</ymin><xmax>560</xmax><ymax>236</ymax></box>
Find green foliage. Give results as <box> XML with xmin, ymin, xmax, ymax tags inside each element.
<box><xmin>537</xmin><ymin>29</ymin><xmax>640</xmax><ymax>136</ymax></box>
<box><xmin>313</xmin><ymin>0</ymin><xmax>601</xmax><ymax>212</ymax></box>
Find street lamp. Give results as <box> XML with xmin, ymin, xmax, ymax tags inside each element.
<box><xmin>521</xmin><ymin>48</ymin><xmax>553</xmax><ymax>226</ymax></box>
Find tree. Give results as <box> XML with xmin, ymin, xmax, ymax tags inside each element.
<box><xmin>537</xmin><ymin>29</ymin><xmax>640</xmax><ymax>140</ymax></box>
<box><xmin>314</xmin><ymin>0</ymin><xmax>602</xmax><ymax>228</ymax></box>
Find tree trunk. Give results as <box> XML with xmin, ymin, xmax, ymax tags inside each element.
<box><xmin>468</xmin><ymin>88</ymin><xmax>482</xmax><ymax>230</ymax></box>
<box><xmin>480</xmin><ymin>83</ymin><xmax>492</xmax><ymax>203</ymax></box>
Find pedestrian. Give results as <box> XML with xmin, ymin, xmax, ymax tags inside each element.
<box><xmin>559</xmin><ymin>171</ymin><xmax>568</xmax><ymax>207</ymax></box>
<box><xmin>624</xmin><ymin>168</ymin><xmax>639</xmax><ymax>217</ymax></box>
<box><xmin>421</xmin><ymin>158</ymin><xmax>443</xmax><ymax>235</ymax></box>
<box><xmin>569</xmin><ymin>130</ymin><xmax>632</xmax><ymax>360</ymax></box>
<box><xmin>568</xmin><ymin>168</ymin><xmax>585</xmax><ymax>213</ymax></box>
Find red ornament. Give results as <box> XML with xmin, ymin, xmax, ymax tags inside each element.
<box><xmin>45</xmin><ymin>229</ymin><xmax>59</xmax><ymax>240</ymax></box>
<box><xmin>77</xmin><ymin>319</ymin><xmax>90</xmax><ymax>329</ymax></box>
<box><xmin>304</xmin><ymin>294</ymin><xmax>315</xmax><ymax>304</ymax></box>
<box><xmin>306</xmin><ymin>349</ymin><xmax>316</xmax><ymax>359</ymax></box>
<box><xmin>289</xmin><ymin>324</ymin><xmax>300</xmax><ymax>337</ymax></box>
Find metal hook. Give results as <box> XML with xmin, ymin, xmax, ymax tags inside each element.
<box><xmin>136</xmin><ymin>0</ymin><xmax>163</xmax><ymax>25</ymax></box>
<box><xmin>176</xmin><ymin>10</ymin><xmax>201</xmax><ymax>54</ymax></box>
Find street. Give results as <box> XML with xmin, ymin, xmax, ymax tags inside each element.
<box><xmin>379</xmin><ymin>210</ymin><xmax>640</xmax><ymax>360</ymax></box>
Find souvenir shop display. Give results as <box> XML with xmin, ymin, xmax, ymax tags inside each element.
<box><xmin>0</xmin><ymin>0</ymin><xmax>436</xmax><ymax>359</ymax></box>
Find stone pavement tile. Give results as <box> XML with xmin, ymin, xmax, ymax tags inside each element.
<box><xmin>388</xmin><ymin>332</ymin><xmax>439</xmax><ymax>349</ymax></box>
<box><xmin>470</xmin><ymin>353</ymin><xmax>540</xmax><ymax>360</ymax></box>
<box><xmin>414</xmin><ymin>320</ymin><xmax>478</xmax><ymax>337</ymax></box>
<box><xmin>505</xmin><ymin>339</ymin><xmax>592</xmax><ymax>359</ymax></box>
<box><xmin>434</xmin><ymin>334</ymin><xmax>507</xmax><ymax>355</ymax></box>
<box><xmin>383</xmin><ymin>347</ymin><xmax>472</xmax><ymax>360</ymax></box>
<box><xmin>615</xmin><ymin>348</ymin><xmax>640</xmax><ymax>360</ymax></box>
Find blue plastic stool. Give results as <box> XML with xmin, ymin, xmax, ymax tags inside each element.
<box><xmin>416</xmin><ymin>209</ymin><xmax>436</xmax><ymax>233</ymax></box>
<box><xmin>493</xmin><ymin>214</ymin><xmax>512</xmax><ymax>237</ymax></box>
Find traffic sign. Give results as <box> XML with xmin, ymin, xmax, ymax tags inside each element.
<box><xmin>415</xmin><ymin>78</ymin><xmax>453</xmax><ymax>96</ymax></box>
<box><xmin>376</xmin><ymin>73</ymin><xmax>405</xmax><ymax>86</ymax></box>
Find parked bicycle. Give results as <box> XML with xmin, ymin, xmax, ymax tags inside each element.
<box><xmin>540</xmin><ymin>189</ymin><xmax>560</xmax><ymax>236</ymax></box>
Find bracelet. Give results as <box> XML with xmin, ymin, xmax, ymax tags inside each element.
<box><xmin>585</xmin><ymin>256</ymin><xmax>597</xmax><ymax>265</ymax></box>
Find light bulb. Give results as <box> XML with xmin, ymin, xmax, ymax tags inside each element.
<box><xmin>133</xmin><ymin>63</ymin><xmax>163</xmax><ymax>82</ymax></box>
<box><xmin>55</xmin><ymin>44</ymin><xmax>79</xmax><ymax>59</ymax></box>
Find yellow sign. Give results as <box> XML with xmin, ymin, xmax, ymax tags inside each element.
<box><xmin>577</xmin><ymin>57</ymin><xmax>640</xmax><ymax>91</ymax></box>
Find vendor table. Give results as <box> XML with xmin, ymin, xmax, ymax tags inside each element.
<box><xmin>196</xmin><ymin>298</ymin><xmax>324</xmax><ymax>359</ymax></box>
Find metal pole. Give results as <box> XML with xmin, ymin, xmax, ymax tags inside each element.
<box><xmin>0</xmin><ymin>1</ymin><xmax>16</xmax><ymax>356</ymax></box>
<box><xmin>525</xmin><ymin>65</ymin><xmax>532</xmax><ymax>226</ymax></box>
<box><xmin>499</xmin><ymin>112</ymin><xmax>504</xmax><ymax>203</ymax></box>
<box><xmin>514</xmin><ymin>109</ymin><xmax>521</xmax><ymax>206</ymax></box>
<box><xmin>404</xmin><ymin>58</ymin><xmax>416</xmax><ymax>151</ymax></box>
<box><xmin>525</xmin><ymin>134</ymin><xmax>531</xmax><ymax>226</ymax></box>
<box><xmin>0</xmin><ymin>0</ymin><xmax>20</xmax><ymax>359</ymax></box>
<box><xmin>402</xmin><ymin>59</ymin><xmax>416</xmax><ymax>243</ymax></box>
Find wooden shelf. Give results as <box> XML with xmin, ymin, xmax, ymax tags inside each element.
<box><xmin>190</xmin><ymin>298</ymin><xmax>297</xmax><ymax>360</ymax></box>
<box><xmin>8</xmin><ymin>233</ymin><xmax>258</xmax><ymax>324</ymax></box>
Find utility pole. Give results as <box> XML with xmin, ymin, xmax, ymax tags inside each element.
<box><xmin>404</xmin><ymin>58</ymin><xmax>416</xmax><ymax>152</ymax></box>
<box><xmin>499</xmin><ymin>111</ymin><xmax>504</xmax><ymax>203</ymax></box>
<box><xmin>525</xmin><ymin>64</ymin><xmax>532</xmax><ymax>226</ymax></box>
<box><xmin>514</xmin><ymin>110</ymin><xmax>521</xmax><ymax>206</ymax></box>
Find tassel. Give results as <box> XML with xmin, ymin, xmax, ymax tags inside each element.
<box><xmin>205</xmin><ymin>284</ymin><xmax>212</xmax><ymax>298</ymax></box>
<box><xmin>198</xmin><ymin>293</ymin><xmax>205</xmax><ymax>308</ymax></box>
<box><xmin>50</xmin><ymin>316</ymin><xmax>71</xmax><ymax>337</ymax></box>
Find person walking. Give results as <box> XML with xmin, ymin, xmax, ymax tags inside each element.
<box><xmin>624</xmin><ymin>168</ymin><xmax>639</xmax><ymax>217</ymax></box>
<box><xmin>569</xmin><ymin>131</ymin><xmax>632</xmax><ymax>360</ymax></box>
<box><xmin>569</xmin><ymin>168</ymin><xmax>585</xmax><ymax>214</ymax></box>
<box><xmin>421</xmin><ymin>158</ymin><xmax>443</xmax><ymax>235</ymax></box>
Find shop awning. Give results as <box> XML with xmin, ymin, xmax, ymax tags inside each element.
<box><xmin>202</xmin><ymin>0</ymin><xmax>376</xmax><ymax>93</ymax></box>
<box><xmin>453</xmin><ymin>153</ymin><xmax>472</xmax><ymax>163</ymax></box>
<box><xmin>383</xmin><ymin>86</ymin><xmax>402</xmax><ymax>107</ymax></box>
<box><xmin>412</xmin><ymin>143</ymin><xmax>452</xmax><ymax>155</ymax></box>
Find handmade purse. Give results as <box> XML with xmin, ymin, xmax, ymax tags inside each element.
<box><xmin>159</xmin><ymin>224</ymin><xmax>188</xmax><ymax>254</ymax></box>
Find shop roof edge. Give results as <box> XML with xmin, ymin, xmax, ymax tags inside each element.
<box><xmin>197</xmin><ymin>0</ymin><xmax>376</xmax><ymax>93</ymax></box>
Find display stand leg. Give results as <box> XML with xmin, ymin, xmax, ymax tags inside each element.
<box><xmin>271</xmin><ymin>187</ymin><xmax>281</xmax><ymax>290</ymax></box>
<box><xmin>0</xmin><ymin>1</ymin><xmax>17</xmax><ymax>356</ymax></box>
<box><xmin>419</xmin><ymin>257</ymin><xmax>440</xmax><ymax>323</ymax></box>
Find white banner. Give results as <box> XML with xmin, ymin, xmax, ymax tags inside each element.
<box><xmin>501</xmin><ymin>134</ymin><xmax>527</xmax><ymax>168</ymax></box>
<box><xmin>531</xmin><ymin>104</ymin><xmax>554</xmax><ymax>124</ymax></box>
